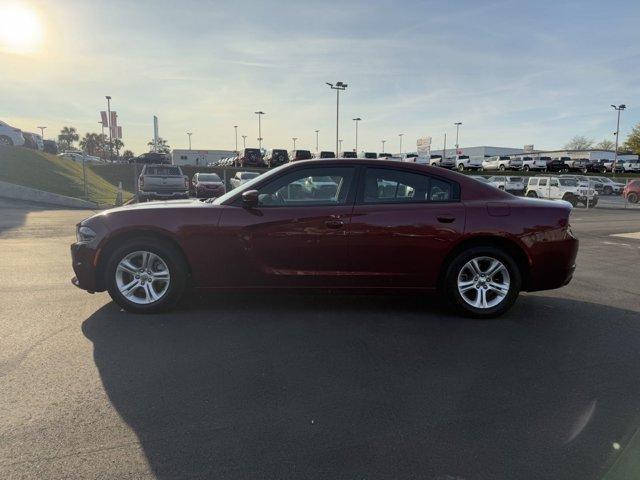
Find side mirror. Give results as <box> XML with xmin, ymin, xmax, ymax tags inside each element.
<box><xmin>242</xmin><ymin>189</ymin><xmax>259</xmax><ymax>208</ymax></box>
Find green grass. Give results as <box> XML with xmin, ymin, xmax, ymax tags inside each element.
<box><xmin>0</xmin><ymin>146</ymin><xmax>133</xmax><ymax>206</ymax></box>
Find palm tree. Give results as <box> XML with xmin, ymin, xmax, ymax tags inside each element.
<box><xmin>122</xmin><ymin>149</ymin><xmax>135</xmax><ymax>160</ymax></box>
<box><xmin>79</xmin><ymin>132</ymin><xmax>104</xmax><ymax>156</ymax></box>
<box><xmin>147</xmin><ymin>137</ymin><xmax>171</xmax><ymax>154</ymax></box>
<box><xmin>57</xmin><ymin>126</ymin><xmax>79</xmax><ymax>151</ymax></box>
<box><xmin>111</xmin><ymin>138</ymin><xmax>124</xmax><ymax>158</ymax></box>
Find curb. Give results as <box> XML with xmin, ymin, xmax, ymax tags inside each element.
<box><xmin>0</xmin><ymin>180</ymin><xmax>98</xmax><ymax>209</ymax></box>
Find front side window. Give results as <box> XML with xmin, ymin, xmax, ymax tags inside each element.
<box><xmin>361</xmin><ymin>168</ymin><xmax>455</xmax><ymax>204</ymax></box>
<box><xmin>256</xmin><ymin>167</ymin><xmax>355</xmax><ymax>207</ymax></box>
<box><xmin>550</xmin><ymin>179</ymin><xmax>559</xmax><ymax>187</ymax></box>
<box><xmin>539</xmin><ymin>179</ymin><xmax>548</xmax><ymax>186</ymax></box>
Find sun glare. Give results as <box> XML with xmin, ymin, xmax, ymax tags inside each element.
<box><xmin>0</xmin><ymin>3</ymin><xmax>43</xmax><ymax>54</ymax></box>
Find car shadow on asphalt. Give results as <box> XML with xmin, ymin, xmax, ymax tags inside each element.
<box><xmin>82</xmin><ymin>293</ymin><xmax>640</xmax><ymax>480</ymax></box>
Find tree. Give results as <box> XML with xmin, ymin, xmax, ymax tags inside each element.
<box><xmin>623</xmin><ymin>123</ymin><xmax>640</xmax><ymax>155</ymax></box>
<box><xmin>564</xmin><ymin>135</ymin><xmax>594</xmax><ymax>150</ymax></box>
<box><xmin>122</xmin><ymin>149</ymin><xmax>135</xmax><ymax>160</ymax></box>
<box><xmin>79</xmin><ymin>132</ymin><xmax>107</xmax><ymax>156</ymax></box>
<box><xmin>111</xmin><ymin>138</ymin><xmax>124</xmax><ymax>157</ymax></box>
<box><xmin>147</xmin><ymin>137</ymin><xmax>171</xmax><ymax>154</ymax></box>
<box><xmin>57</xmin><ymin>126</ymin><xmax>79</xmax><ymax>151</ymax></box>
<box><xmin>595</xmin><ymin>138</ymin><xmax>615</xmax><ymax>150</ymax></box>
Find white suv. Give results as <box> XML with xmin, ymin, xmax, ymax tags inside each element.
<box><xmin>482</xmin><ymin>155</ymin><xmax>523</xmax><ymax>171</ymax></box>
<box><xmin>0</xmin><ymin>120</ymin><xmax>25</xmax><ymax>147</ymax></box>
<box><xmin>525</xmin><ymin>176</ymin><xmax>598</xmax><ymax>207</ymax></box>
<box><xmin>453</xmin><ymin>155</ymin><xmax>483</xmax><ymax>171</ymax></box>
<box><xmin>520</xmin><ymin>156</ymin><xmax>548</xmax><ymax>172</ymax></box>
<box><xmin>487</xmin><ymin>176</ymin><xmax>526</xmax><ymax>195</ymax></box>
<box><xmin>613</xmin><ymin>159</ymin><xmax>640</xmax><ymax>173</ymax></box>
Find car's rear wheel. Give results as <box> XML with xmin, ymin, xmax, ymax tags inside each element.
<box><xmin>499</xmin><ymin>164</ymin><xmax>506</xmax><ymax>171</ymax></box>
<box><xmin>458</xmin><ymin>164</ymin><xmax>465</xmax><ymax>172</ymax></box>
<box><xmin>0</xmin><ymin>135</ymin><xmax>14</xmax><ymax>146</ymax></box>
<box><xmin>105</xmin><ymin>237</ymin><xmax>187</xmax><ymax>313</ymax></box>
<box><xmin>526</xmin><ymin>191</ymin><xmax>537</xmax><ymax>197</ymax></box>
<box><xmin>628</xmin><ymin>193</ymin><xmax>639</xmax><ymax>204</ymax></box>
<box><xmin>444</xmin><ymin>247</ymin><xmax>521</xmax><ymax>318</ymax></box>
<box><xmin>523</xmin><ymin>165</ymin><xmax>530</xmax><ymax>172</ymax></box>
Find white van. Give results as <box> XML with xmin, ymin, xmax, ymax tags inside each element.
<box><xmin>525</xmin><ymin>176</ymin><xmax>597</xmax><ymax>207</ymax></box>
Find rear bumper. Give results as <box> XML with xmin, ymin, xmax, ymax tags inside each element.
<box><xmin>525</xmin><ymin>236</ymin><xmax>579</xmax><ymax>292</ymax></box>
<box><xmin>140</xmin><ymin>190</ymin><xmax>189</xmax><ymax>199</ymax></box>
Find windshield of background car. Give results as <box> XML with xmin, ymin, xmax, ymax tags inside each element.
<box><xmin>560</xmin><ymin>178</ymin><xmax>578</xmax><ymax>186</ymax></box>
<box><xmin>146</xmin><ymin>166</ymin><xmax>180</xmax><ymax>175</ymax></box>
<box><xmin>240</xmin><ymin>172</ymin><xmax>260</xmax><ymax>180</ymax></box>
<box><xmin>213</xmin><ymin>164</ymin><xmax>289</xmax><ymax>204</ymax></box>
<box><xmin>198</xmin><ymin>174</ymin><xmax>221</xmax><ymax>182</ymax></box>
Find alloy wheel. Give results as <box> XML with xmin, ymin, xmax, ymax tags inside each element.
<box><xmin>457</xmin><ymin>256</ymin><xmax>510</xmax><ymax>309</ymax></box>
<box><xmin>115</xmin><ymin>250</ymin><xmax>171</xmax><ymax>304</ymax></box>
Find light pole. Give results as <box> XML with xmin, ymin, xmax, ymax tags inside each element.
<box><xmin>255</xmin><ymin>111</ymin><xmax>265</xmax><ymax>150</ymax></box>
<box><xmin>353</xmin><ymin>117</ymin><xmax>361</xmax><ymax>153</ymax></box>
<box><xmin>443</xmin><ymin>132</ymin><xmax>447</xmax><ymax>159</ymax></box>
<box><xmin>241</xmin><ymin>135</ymin><xmax>247</xmax><ymax>149</ymax></box>
<box><xmin>381</xmin><ymin>139</ymin><xmax>386</xmax><ymax>153</ymax></box>
<box><xmin>105</xmin><ymin>95</ymin><xmax>112</xmax><ymax>160</ymax></box>
<box><xmin>339</xmin><ymin>139</ymin><xmax>343</xmax><ymax>153</ymax></box>
<box><xmin>326</xmin><ymin>81</ymin><xmax>348</xmax><ymax>157</ymax></box>
<box><xmin>234</xmin><ymin>125</ymin><xmax>238</xmax><ymax>153</ymax></box>
<box><xmin>187</xmin><ymin>132</ymin><xmax>193</xmax><ymax>150</ymax></box>
<box><xmin>399</xmin><ymin>133</ymin><xmax>404</xmax><ymax>156</ymax></box>
<box><xmin>611</xmin><ymin>104</ymin><xmax>626</xmax><ymax>172</ymax></box>
<box><xmin>37</xmin><ymin>126</ymin><xmax>46</xmax><ymax>138</ymax></box>
<box><xmin>454</xmin><ymin>122</ymin><xmax>462</xmax><ymax>153</ymax></box>
<box><xmin>315</xmin><ymin>130</ymin><xmax>319</xmax><ymax>152</ymax></box>
<box><xmin>292</xmin><ymin>137</ymin><xmax>298</xmax><ymax>150</ymax></box>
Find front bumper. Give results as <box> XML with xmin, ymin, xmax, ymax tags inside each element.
<box><xmin>70</xmin><ymin>242</ymin><xmax>101</xmax><ymax>292</ymax></box>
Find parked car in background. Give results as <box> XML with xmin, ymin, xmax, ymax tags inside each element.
<box><xmin>526</xmin><ymin>176</ymin><xmax>597</xmax><ymax>207</ymax></box>
<box><xmin>341</xmin><ymin>151</ymin><xmax>357</xmax><ymax>159</ymax></box>
<box><xmin>565</xmin><ymin>158</ymin><xmax>589</xmax><ymax>173</ymax></box>
<box><xmin>229</xmin><ymin>171</ymin><xmax>261</xmax><ymax>189</ymax></box>
<box><xmin>58</xmin><ymin>151</ymin><xmax>102</xmax><ymax>164</ymax></box>
<box><xmin>192</xmin><ymin>173</ymin><xmax>225</xmax><ymax>199</ymax></box>
<box><xmin>586</xmin><ymin>159</ymin><xmax>608</xmax><ymax>173</ymax></box>
<box><xmin>363</xmin><ymin>152</ymin><xmax>378</xmax><ymax>159</ymax></box>
<box><xmin>138</xmin><ymin>164</ymin><xmax>189</xmax><ymax>201</ymax></box>
<box><xmin>71</xmin><ymin>159</ymin><xmax>579</xmax><ymax>318</ymax></box>
<box><xmin>378</xmin><ymin>153</ymin><xmax>393</xmax><ymax>159</ymax></box>
<box><xmin>131</xmin><ymin>152</ymin><xmax>171</xmax><ymax>164</ymax></box>
<box><xmin>545</xmin><ymin>158</ymin><xmax>570</xmax><ymax>173</ymax></box>
<box><xmin>623</xmin><ymin>180</ymin><xmax>640</xmax><ymax>203</ymax></box>
<box><xmin>316</xmin><ymin>151</ymin><xmax>336</xmax><ymax>159</ymax></box>
<box><xmin>593</xmin><ymin>177</ymin><xmax>625</xmax><ymax>195</ymax></box>
<box><xmin>439</xmin><ymin>157</ymin><xmax>456</xmax><ymax>169</ymax></box>
<box><xmin>453</xmin><ymin>155</ymin><xmax>482</xmax><ymax>171</ymax></box>
<box><xmin>568</xmin><ymin>175</ymin><xmax>603</xmax><ymax>193</ymax></box>
<box><xmin>482</xmin><ymin>156</ymin><xmax>522</xmax><ymax>171</ymax></box>
<box><xmin>264</xmin><ymin>149</ymin><xmax>289</xmax><ymax>168</ymax></box>
<box><xmin>429</xmin><ymin>155</ymin><xmax>443</xmax><ymax>166</ymax></box>
<box><xmin>0</xmin><ymin>120</ymin><xmax>25</xmax><ymax>147</ymax></box>
<box><xmin>613</xmin><ymin>159</ymin><xmax>640</xmax><ymax>173</ymax></box>
<box><xmin>487</xmin><ymin>176</ymin><xmax>526</xmax><ymax>195</ymax></box>
<box><xmin>23</xmin><ymin>132</ymin><xmax>44</xmax><ymax>150</ymax></box>
<box><xmin>237</xmin><ymin>148</ymin><xmax>265</xmax><ymax>167</ymax></box>
<box><xmin>289</xmin><ymin>149</ymin><xmax>313</xmax><ymax>161</ymax></box>
<box><xmin>43</xmin><ymin>139</ymin><xmax>58</xmax><ymax>154</ymax></box>
<box><xmin>403</xmin><ymin>153</ymin><xmax>418</xmax><ymax>161</ymax></box>
<box><xmin>521</xmin><ymin>156</ymin><xmax>548</xmax><ymax>172</ymax></box>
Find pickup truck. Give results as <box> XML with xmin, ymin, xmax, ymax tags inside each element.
<box><xmin>138</xmin><ymin>164</ymin><xmax>189</xmax><ymax>201</ymax></box>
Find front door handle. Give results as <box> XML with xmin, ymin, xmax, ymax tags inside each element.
<box><xmin>325</xmin><ymin>220</ymin><xmax>345</xmax><ymax>229</ymax></box>
<box><xmin>437</xmin><ymin>216</ymin><xmax>455</xmax><ymax>224</ymax></box>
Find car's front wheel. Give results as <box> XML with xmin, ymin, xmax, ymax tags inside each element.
<box><xmin>628</xmin><ymin>193</ymin><xmax>639</xmax><ymax>204</ymax></box>
<box><xmin>105</xmin><ymin>237</ymin><xmax>187</xmax><ymax>313</ymax></box>
<box><xmin>444</xmin><ymin>247</ymin><xmax>521</xmax><ymax>318</ymax></box>
<box><xmin>0</xmin><ymin>135</ymin><xmax>14</xmax><ymax>146</ymax></box>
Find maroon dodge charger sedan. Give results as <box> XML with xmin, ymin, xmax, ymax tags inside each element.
<box><xmin>71</xmin><ymin>160</ymin><xmax>578</xmax><ymax>317</ymax></box>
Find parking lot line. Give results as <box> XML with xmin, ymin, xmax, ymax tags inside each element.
<box><xmin>610</xmin><ymin>232</ymin><xmax>640</xmax><ymax>240</ymax></box>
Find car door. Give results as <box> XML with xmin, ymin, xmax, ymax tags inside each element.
<box><xmin>537</xmin><ymin>178</ymin><xmax>549</xmax><ymax>197</ymax></box>
<box><xmin>347</xmin><ymin>166</ymin><xmax>465</xmax><ymax>288</ymax></box>
<box><xmin>548</xmin><ymin>178</ymin><xmax>560</xmax><ymax>199</ymax></box>
<box><xmin>211</xmin><ymin>166</ymin><xmax>357</xmax><ymax>288</ymax></box>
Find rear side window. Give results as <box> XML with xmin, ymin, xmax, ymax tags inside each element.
<box><xmin>361</xmin><ymin>168</ymin><xmax>457</xmax><ymax>204</ymax></box>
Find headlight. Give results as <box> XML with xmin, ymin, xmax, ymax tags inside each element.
<box><xmin>76</xmin><ymin>225</ymin><xmax>96</xmax><ymax>243</ymax></box>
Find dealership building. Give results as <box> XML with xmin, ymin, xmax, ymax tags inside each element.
<box><xmin>172</xmin><ymin>149</ymin><xmax>235</xmax><ymax>166</ymax></box>
<box><xmin>415</xmin><ymin>145</ymin><xmax>638</xmax><ymax>161</ymax></box>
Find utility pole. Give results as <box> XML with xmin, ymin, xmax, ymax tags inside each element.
<box><xmin>37</xmin><ymin>126</ymin><xmax>46</xmax><ymax>138</ymax></box>
<box><xmin>242</xmin><ymin>135</ymin><xmax>247</xmax><ymax>149</ymax></box>
<box><xmin>105</xmin><ymin>96</ymin><xmax>112</xmax><ymax>161</ymax></box>
<box><xmin>353</xmin><ymin>117</ymin><xmax>361</xmax><ymax>153</ymax></box>
<box><xmin>339</xmin><ymin>139</ymin><xmax>343</xmax><ymax>154</ymax></box>
<box><xmin>326</xmin><ymin>82</ymin><xmax>348</xmax><ymax>157</ymax></box>
<box><xmin>454</xmin><ymin>122</ymin><xmax>462</xmax><ymax>152</ymax></box>
<box><xmin>399</xmin><ymin>133</ymin><xmax>404</xmax><ymax>156</ymax></box>
<box><xmin>381</xmin><ymin>139</ymin><xmax>386</xmax><ymax>153</ymax></box>
<box><xmin>611</xmin><ymin>104</ymin><xmax>626</xmax><ymax>175</ymax></box>
<box><xmin>292</xmin><ymin>137</ymin><xmax>298</xmax><ymax>150</ymax></box>
<box><xmin>234</xmin><ymin>125</ymin><xmax>238</xmax><ymax>153</ymax></box>
<box><xmin>443</xmin><ymin>132</ymin><xmax>447</xmax><ymax>159</ymax></box>
<box><xmin>255</xmin><ymin>111</ymin><xmax>265</xmax><ymax>150</ymax></box>
<box><xmin>315</xmin><ymin>130</ymin><xmax>319</xmax><ymax>152</ymax></box>
<box><xmin>187</xmin><ymin>132</ymin><xmax>193</xmax><ymax>150</ymax></box>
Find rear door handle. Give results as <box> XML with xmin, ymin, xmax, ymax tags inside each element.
<box><xmin>325</xmin><ymin>220</ymin><xmax>344</xmax><ymax>229</ymax></box>
<box><xmin>437</xmin><ymin>216</ymin><xmax>455</xmax><ymax>224</ymax></box>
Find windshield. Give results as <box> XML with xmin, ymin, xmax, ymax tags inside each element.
<box><xmin>197</xmin><ymin>174</ymin><xmax>221</xmax><ymax>182</ymax></box>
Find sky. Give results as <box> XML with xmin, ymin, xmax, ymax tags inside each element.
<box><xmin>1</xmin><ymin>0</ymin><xmax>639</xmax><ymax>155</ymax></box>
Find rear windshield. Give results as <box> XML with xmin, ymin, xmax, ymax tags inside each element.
<box><xmin>509</xmin><ymin>177</ymin><xmax>523</xmax><ymax>182</ymax></box>
<box><xmin>243</xmin><ymin>149</ymin><xmax>261</xmax><ymax>159</ymax></box>
<box><xmin>364</xmin><ymin>152</ymin><xmax>378</xmax><ymax>159</ymax></box>
<box><xmin>320</xmin><ymin>151</ymin><xmax>336</xmax><ymax>158</ymax></box>
<box><xmin>342</xmin><ymin>152</ymin><xmax>357</xmax><ymax>158</ymax></box>
<box><xmin>146</xmin><ymin>166</ymin><xmax>181</xmax><ymax>175</ymax></box>
<box><xmin>294</xmin><ymin>150</ymin><xmax>312</xmax><ymax>159</ymax></box>
<box><xmin>198</xmin><ymin>174</ymin><xmax>221</xmax><ymax>182</ymax></box>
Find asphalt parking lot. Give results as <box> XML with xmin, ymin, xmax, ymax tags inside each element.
<box><xmin>1</xmin><ymin>198</ymin><xmax>640</xmax><ymax>480</ymax></box>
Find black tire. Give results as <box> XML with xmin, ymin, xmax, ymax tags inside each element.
<box><xmin>588</xmin><ymin>199</ymin><xmax>598</xmax><ymax>208</ymax></box>
<box><xmin>499</xmin><ymin>164</ymin><xmax>506</xmax><ymax>171</ymax></box>
<box><xmin>105</xmin><ymin>237</ymin><xmax>188</xmax><ymax>313</ymax></box>
<box><xmin>604</xmin><ymin>186</ymin><xmax>612</xmax><ymax>195</ymax></box>
<box><xmin>458</xmin><ymin>164</ymin><xmax>465</xmax><ymax>172</ymax></box>
<box><xmin>628</xmin><ymin>193</ymin><xmax>639</xmax><ymax>204</ymax></box>
<box><xmin>526</xmin><ymin>191</ymin><xmax>538</xmax><ymax>198</ymax></box>
<box><xmin>523</xmin><ymin>165</ymin><xmax>530</xmax><ymax>172</ymax></box>
<box><xmin>0</xmin><ymin>135</ymin><xmax>14</xmax><ymax>146</ymax></box>
<box><xmin>444</xmin><ymin>246</ymin><xmax>521</xmax><ymax>319</ymax></box>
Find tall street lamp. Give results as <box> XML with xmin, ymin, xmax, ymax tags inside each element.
<box><xmin>339</xmin><ymin>139</ymin><xmax>343</xmax><ymax>154</ymax></box>
<box><xmin>187</xmin><ymin>132</ymin><xmax>193</xmax><ymax>150</ymax></box>
<box><xmin>37</xmin><ymin>126</ymin><xmax>46</xmax><ymax>138</ymax></box>
<box><xmin>381</xmin><ymin>139</ymin><xmax>386</xmax><ymax>153</ymax></box>
<box><xmin>254</xmin><ymin>111</ymin><xmax>265</xmax><ymax>150</ymax></box>
<box><xmin>454</xmin><ymin>122</ymin><xmax>462</xmax><ymax>152</ymax></box>
<box><xmin>241</xmin><ymin>135</ymin><xmax>247</xmax><ymax>149</ymax></box>
<box><xmin>234</xmin><ymin>125</ymin><xmax>238</xmax><ymax>153</ymax></box>
<box><xmin>353</xmin><ymin>117</ymin><xmax>361</xmax><ymax>153</ymax></box>
<box><xmin>398</xmin><ymin>133</ymin><xmax>404</xmax><ymax>156</ymax></box>
<box><xmin>326</xmin><ymin>81</ymin><xmax>348</xmax><ymax>157</ymax></box>
<box><xmin>611</xmin><ymin>104</ymin><xmax>626</xmax><ymax>170</ymax></box>
<box><xmin>292</xmin><ymin>137</ymin><xmax>298</xmax><ymax>150</ymax></box>
<box><xmin>105</xmin><ymin>95</ymin><xmax>112</xmax><ymax>160</ymax></box>
<box><xmin>315</xmin><ymin>130</ymin><xmax>319</xmax><ymax>152</ymax></box>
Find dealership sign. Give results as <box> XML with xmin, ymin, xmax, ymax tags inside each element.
<box><xmin>416</xmin><ymin>136</ymin><xmax>431</xmax><ymax>157</ymax></box>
